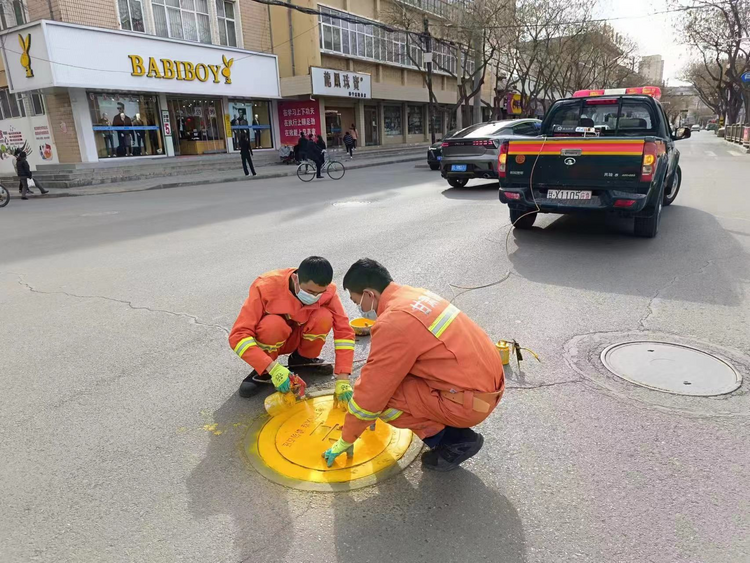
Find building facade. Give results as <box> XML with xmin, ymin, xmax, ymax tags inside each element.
<box><xmin>639</xmin><ymin>54</ymin><xmax>664</xmax><ymax>86</ymax></box>
<box><xmin>270</xmin><ymin>0</ymin><xmax>493</xmax><ymax>148</ymax></box>
<box><xmin>0</xmin><ymin>0</ymin><xmax>280</xmax><ymax>172</ymax></box>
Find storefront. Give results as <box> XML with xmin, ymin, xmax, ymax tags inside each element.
<box><xmin>310</xmin><ymin>67</ymin><xmax>371</xmax><ymax>147</ymax></box>
<box><xmin>0</xmin><ymin>21</ymin><xmax>280</xmax><ymax>162</ymax></box>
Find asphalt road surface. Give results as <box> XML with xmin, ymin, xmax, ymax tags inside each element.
<box><xmin>2</xmin><ymin>132</ymin><xmax>748</xmax><ymax>562</ymax></box>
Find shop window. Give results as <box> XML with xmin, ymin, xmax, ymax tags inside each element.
<box><xmin>166</xmin><ymin>97</ymin><xmax>225</xmax><ymax>155</ymax></box>
<box><xmin>153</xmin><ymin>0</ymin><xmax>211</xmax><ymax>44</ymax></box>
<box><xmin>229</xmin><ymin>100</ymin><xmax>273</xmax><ymax>150</ymax></box>
<box><xmin>118</xmin><ymin>0</ymin><xmax>145</xmax><ymax>32</ymax></box>
<box><xmin>216</xmin><ymin>0</ymin><xmax>237</xmax><ymax>47</ymax></box>
<box><xmin>88</xmin><ymin>93</ymin><xmax>164</xmax><ymax>159</ymax></box>
<box><xmin>408</xmin><ymin>105</ymin><xmax>424</xmax><ymax>135</ymax></box>
<box><xmin>0</xmin><ymin>88</ymin><xmax>23</xmax><ymax>119</ymax></box>
<box><xmin>384</xmin><ymin>105</ymin><xmax>402</xmax><ymax>137</ymax></box>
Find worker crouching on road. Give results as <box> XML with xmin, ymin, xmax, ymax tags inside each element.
<box><xmin>324</xmin><ymin>258</ymin><xmax>505</xmax><ymax>472</ymax></box>
<box><xmin>229</xmin><ymin>257</ymin><xmax>355</xmax><ymax>397</ymax></box>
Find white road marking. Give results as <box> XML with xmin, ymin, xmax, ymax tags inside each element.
<box><xmin>729</xmin><ymin>151</ymin><xmax>744</xmax><ymax>157</ymax></box>
<box><xmin>705</xmin><ymin>151</ymin><xmax>717</xmax><ymax>157</ymax></box>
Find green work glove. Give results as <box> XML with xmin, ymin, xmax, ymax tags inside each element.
<box><xmin>323</xmin><ymin>437</ymin><xmax>354</xmax><ymax>467</ymax></box>
<box><xmin>335</xmin><ymin>379</ymin><xmax>354</xmax><ymax>403</ymax></box>
<box><xmin>268</xmin><ymin>362</ymin><xmax>291</xmax><ymax>393</ymax></box>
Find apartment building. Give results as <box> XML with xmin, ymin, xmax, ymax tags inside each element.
<box><xmin>269</xmin><ymin>0</ymin><xmax>481</xmax><ymax>148</ymax></box>
<box><xmin>0</xmin><ymin>0</ymin><xmax>280</xmax><ymax>172</ymax></box>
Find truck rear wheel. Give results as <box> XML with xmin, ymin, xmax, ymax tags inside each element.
<box><xmin>634</xmin><ymin>199</ymin><xmax>662</xmax><ymax>238</ymax></box>
<box><xmin>663</xmin><ymin>166</ymin><xmax>681</xmax><ymax>206</ymax></box>
<box><xmin>510</xmin><ymin>207</ymin><xmax>537</xmax><ymax>229</ymax></box>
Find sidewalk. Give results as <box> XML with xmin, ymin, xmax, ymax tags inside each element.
<box><xmin>7</xmin><ymin>152</ymin><xmax>425</xmax><ymax>200</ymax></box>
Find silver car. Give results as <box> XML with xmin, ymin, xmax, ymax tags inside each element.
<box><xmin>441</xmin><ymin>119</ymin><xmax>541</xmax><ymax>188</ymax></box>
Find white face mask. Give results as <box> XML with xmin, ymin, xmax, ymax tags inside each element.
<box><xmin>294</xmin><ymin>275</ymin><xmax>321</xmax><ymax>306</ymax></box>
<box><xmin>358</xmin><ymin>291</ymin><xmax>377</xmax><ymax>320</ymax></box>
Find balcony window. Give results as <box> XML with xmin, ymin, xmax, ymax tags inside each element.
<box><xmin>153</xmin><ymin>0</ymin><xmax>211</xmax><ymax>44</ymax></box>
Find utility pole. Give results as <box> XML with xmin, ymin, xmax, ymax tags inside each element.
<box><xmin>423</xmin><ymin>17</ymin><xmax>436</xmax><ymax>144</ymax></box>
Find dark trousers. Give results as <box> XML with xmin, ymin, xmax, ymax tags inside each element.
<box><xmin>241</xmin><ymin>151</ymin><xmax>256</xmax><ymax>175</ymax></box>
<box><xmin>315</xmin><ymin>158</ymin><xmax>323</xmax><ymax>178</ymax></box>
<box><xmin>345</xmin><ymin>144</ymin><xmax>353</xmax><ymax>157</ymax></box>
<box><xmin>20</xmin><ymin>177</ymin><xmax>47</xmax><ymax>198</ymax></box>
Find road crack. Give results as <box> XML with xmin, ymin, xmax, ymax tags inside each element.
<box><xmin>8</xmin><ymin>272</ymin><xmax>229</xmax><ymax>335</ymax></box>
<box><xmin>637</xmin><ymin>258</ymin><xmax>716</xmax><ymax>330</ymax></box>
<box><xmin>505</xmin><ymin>378</ymin><xmax>582</xmax><ymax>391</ymax></box>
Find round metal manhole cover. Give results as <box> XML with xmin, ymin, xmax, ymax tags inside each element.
<box><xmin>601</xmin><ymin>341</ymin><xmax>742</xmax><ymax>396</ymax></box>
<box><xmin>244</xmin><ymin>392</ymin><xmax>421</xmax><ymax>492</ymax></box>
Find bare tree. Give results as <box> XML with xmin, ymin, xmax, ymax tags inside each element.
<box><xmin>675</xmin><ymin>0</ymin><xmax>750</xmax><ymax>124</ymax></box>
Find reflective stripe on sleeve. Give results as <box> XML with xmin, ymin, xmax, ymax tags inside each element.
<box><xmin>257</xmin><ymin>340</ymin><xmax>286</xmax><ymax>352</ymax></box>
<box><xmin>334</xmin><ymin>338</ymin><xmax>355</xmax><ymax>350</ymax></box>
<box><xmin>428</xmin><ymin>304</ymin><xmax>461</xmax><ymax>338</ymax></box>
<box><xmin>233</xmin><ymin>337</ymin><xmax>257</xmax><ymax>357</ymax></box>
<box><xmin>379</xmin><ymin>408</ymin><xmax>403</xmax><ymax>422</ymax></box>
<box><xmin>302</xmin><ymin>333</ymin><xmax>328</xmax><ymax>342</ymax></box>
<box><xmin>347</xmin><ymin>398</ymin><xmax>380</xmax><ymax>421</ymax></box>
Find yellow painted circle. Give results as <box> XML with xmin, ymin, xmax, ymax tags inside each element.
<box><xmin>248</xmin><ymin>394</ymin><xmax>416</xmax><ymax>487</ymax></box>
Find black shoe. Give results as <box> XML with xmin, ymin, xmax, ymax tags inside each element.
<box><xmin>421</xmin><ymin>430</ymin><xmax>484</xmax><ymax>472</ymax></box>
<box><xmin>287</xmin><ymin>351</ymin><xmax>333</xmax><ymax>376</ymax></box>
<box><xmin>21</xmin><ymin>196</ymin><xmax>28</xmax><ymax>200</ymax></box>
<box><xmin>316</xmin><ymin>175</ymin><xmax>323</xmax><ymax>178</ymax></box>
<box><xmin>40</xmin><ymin>189</ymin><xmax>49</xmax><ymax>195</ymax></box>
<box><xmin>239</xmin><ymin>370</ymin><xmax>271</xmax><ymax>398</ymax></box>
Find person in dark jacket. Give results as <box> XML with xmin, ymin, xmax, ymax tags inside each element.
<box><xmin>239</xmin><ymin>132</ymin><xmax>256</xmax><ymax>176</ymax></box>
<box><xmin>343</xmin><ymin>131</ymin><xmax>355</xmax><ymax>158</ymax></box>
<box><xmin>316</xmin><ymin>134</ymin><xmax>326</xmax><ymax>151</ymax></box>
<box><xmin>294</xmin><ymin>132</ymin><xmax>308</xmax><ymax>163</ymax></box>
<box><xmin>17</xmin><ymin>151</ymin><xmax>48</xmax><ymax>199</ymax></box>
<box><xmin>306</xmin><ymin>138</ymin><xmax>325</xmax><ymax>179</ymax></box>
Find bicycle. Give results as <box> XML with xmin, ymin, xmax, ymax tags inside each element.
<box><xmin>296</xmin><ymin>155</ymin><xmax>346</xmax><ymax>182</ymax></box>
<box><xmin>0</xmin><ymin>184</ymin><xmax>9</xmax><ymax>208</ymax></box>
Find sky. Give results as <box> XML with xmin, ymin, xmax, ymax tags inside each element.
<box><xmin>596</xmin><ymin>0</ymin><xmax>692</xmax><ymax>85</ymax></box>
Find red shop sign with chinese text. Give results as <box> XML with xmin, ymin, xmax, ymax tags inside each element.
<box><xmin>277</xmin><ymin>100</ymin><xmax>321</xmax><ymax>146</ymax></box>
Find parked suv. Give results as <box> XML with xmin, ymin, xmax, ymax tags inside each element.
<box><xmin>441</xmin><ymin>119</ymin><xmax>541</xmax><ymax>188</ymax></box>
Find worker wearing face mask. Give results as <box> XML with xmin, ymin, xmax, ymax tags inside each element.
<box><xmin>323</xmin><ymin>258</ymin><xmax>504</xmax><ymax>472</ymax></box>
<box><xmin>229</xmin><ymin>256</ymin><xmax>355</xmax><ymax>398</ymax></box>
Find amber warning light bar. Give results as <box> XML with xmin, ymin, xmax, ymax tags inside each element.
<box><xmin>572</xmin><ymin>86</ymin><xmax>662</xmax><ymax>100</ymax></box>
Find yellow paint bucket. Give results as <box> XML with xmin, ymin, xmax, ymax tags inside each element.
<box><xmin>496</xmin><ymin>340</ymin><xmax>511</xmax><ymax>365</ymax></box>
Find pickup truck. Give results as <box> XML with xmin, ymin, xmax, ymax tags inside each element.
<box><xmin>497</xmin><ymin>87</ymin><xmax>691</xmax><ymax>237</ymax></box>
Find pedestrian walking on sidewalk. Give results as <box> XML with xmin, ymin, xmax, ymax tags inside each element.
<box><xmin>350</xmin><ymin>124</ymin><xmax>358</xmax><ymax>151</ymax></box>
<box><xmin>12</xmin><ymin>149</ymin><xmax>31</xmax><ymax>195</ymax></box>
<box><xmin>17</xmin><ymin>151</ymin><xmax>48</xmax><ymax>200</ymax></box>
<box><xmin>343</xmin><ymin>131</ymin><xmax>355</xmax><ymax>158</ymax></box>
<box><xmin>239</xmin><ymin>132</ymin><xmax>256</xmax><ymax>176</ymax></box>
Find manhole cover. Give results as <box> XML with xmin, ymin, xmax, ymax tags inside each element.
<box><xmin>601</xmin><ymin>341</ymin><xmax>742</xmax><ymax>396</ymax></box>
<box><xmin>244</xmin><ymin>393</ymin><xmax>421</xmax><ymax>492</ymax></box>
<box><xmin>332</xmin><ymin>201</ymin><xmax>370</xmax><ymax>207</ymax></box>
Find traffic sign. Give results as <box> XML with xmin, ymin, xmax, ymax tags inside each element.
<box><xmin>742</xmin><ymin>72</ymin><xmax>750</xmax><ymax>83</ymax></box>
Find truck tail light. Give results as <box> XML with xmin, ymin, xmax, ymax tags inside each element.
<box><xmin>641</xmin><ymin>141</ymin><xmax>657</xmax><ymax>182</ymax></box>
<box><xmin>498</xmin><ymin>142</ymin><xmax>509</xmax><ymax>178</ymax></box>
<box><xmin>441</xmin><ymin>142</ymin><xmax>449</xmax><ymax>148</ymax></box>
<box><xmin>504</xmin><ymin>191</ymin><xmax>521</xmax><ymax>200</ymax></box>
<box><xmin>614</xmin><ymin>199</ymin><xmax>637</xmax><ymax>208</ymax></box>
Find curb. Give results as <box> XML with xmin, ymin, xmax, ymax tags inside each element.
<box><xmin>6</xmin><ymin>155</ymin><xmax>424</xmax><ymax>200</ymax></box>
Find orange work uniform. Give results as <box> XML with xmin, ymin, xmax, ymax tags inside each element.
<box><xmin>229</xmin><ymin>268</ymin><xmax>355</xmax><ymax>375</ymax></box>
<box><xmin>342</xmin><ymin>283</ymin><xmax>504</xmax><ymax>443</ymax></box>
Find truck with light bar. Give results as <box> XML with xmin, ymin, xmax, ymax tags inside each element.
<box><xmin>497</xmin><ymin>86</ymin><xmax>691</xmax><ymax>238</ymax></box>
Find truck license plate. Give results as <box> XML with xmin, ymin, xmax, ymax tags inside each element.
<box><xmin>547</xmin><ymin>189</ymin><xmax>592</xmax><ymax>200</ymax></box>
<box><xmin>451</xmin><ymin>164</ymin><xmax>467</xmax><ymax>172</ymax></box>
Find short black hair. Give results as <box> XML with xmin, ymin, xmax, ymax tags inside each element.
<box><xmin>343</xmin><ymin>258</ymin><xmax>392</xmax><ymax>293</ymax></box>
<box><xmin>298</xmin><ymin>256</ymin><xmax>333</xmax><ymax>286</ymax></box>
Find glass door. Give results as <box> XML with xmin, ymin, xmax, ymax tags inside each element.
<box><xmin>365</xmin><ymin>105</ymin><xmax>379</xmax><ymax>146</ymax></box>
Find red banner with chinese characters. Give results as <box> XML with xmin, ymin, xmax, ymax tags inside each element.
<box><xmin>277</xmin><ymin>100</ymin><xmax>321</xmax><ymax>146</ymax></box>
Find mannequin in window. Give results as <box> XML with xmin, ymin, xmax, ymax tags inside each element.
<box><xmin>99</xmin><ymin>113</ymin><xmax>114</xmax><ymax>157</ymax></box>
<box><xmin>253</xmin><ymin>114</ymin><xmax>261</xmax><ymax>147</ymax></box>
<box><xmin>132</xmin><ymin>112</ymin><xmax>147</xmax><ymax>155</ymax></box>
<box><xmin>112</xmin><ymin>102</ymin><xmax>133</xmax><ymax>156</ymax></box>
